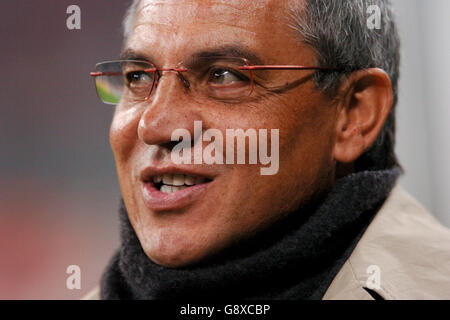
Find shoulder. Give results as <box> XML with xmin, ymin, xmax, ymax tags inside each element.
<box><xmin>324</xmin><ymin>185</ymin><xmax>450</xmax><ymax>300</ymax></box>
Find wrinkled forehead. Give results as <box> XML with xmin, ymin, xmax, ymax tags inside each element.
<box><xmin>135</xmin><ymin>0</ymin><xmax>275</xmax><ymax>30</ymax></box>
<box><xmin>126</xmin><ymin>0</ymin><xmax>306</xmax><ymax>64</ymax></box>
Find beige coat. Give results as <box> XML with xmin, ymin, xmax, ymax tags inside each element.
<box><xmin>83</xmin><ymin>186</ymin><xmax>450</xmax><ymax>300</ymax></box>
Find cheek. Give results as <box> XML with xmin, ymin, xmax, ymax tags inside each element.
<box><xmin>109</xmin><ymin>106</ymin><xmax>142</xmax><ymax>163</ymax></box>
<box><xmin>272</xmin><ymin>93</ymin><xmax>337</xmax><ymax>193</ymax></box>
<box><xmin>109</xmin><ymin>107</ymin><xmax>144</xmax><ymax>209</ymax></box>
<box><xmin>277</xmin><ymin>89</ymin><xmax>336</xmax><ymax>158</ymax></box>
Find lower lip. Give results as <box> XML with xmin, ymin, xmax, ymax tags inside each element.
<box><xmin>141</xmin><ymin>181</ymin><xmax>211</xmax><ymax>211</ymax></box>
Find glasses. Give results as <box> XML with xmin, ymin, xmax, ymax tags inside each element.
<box><xmin>90</xmin><ymin>57</ymin><xmax>340</xmax><ymax>105</ymax></box>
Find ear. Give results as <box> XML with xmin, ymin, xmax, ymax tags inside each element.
<box><xmin>332</xmin><ymin>68</ymin><xmax>393</xmax><ymax>164</ymax></box>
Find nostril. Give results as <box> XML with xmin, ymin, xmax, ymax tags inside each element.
<box><xmin>160</xmin><ymin>141</ymin><xmax>182</xmax><ymax>152</ymax></box>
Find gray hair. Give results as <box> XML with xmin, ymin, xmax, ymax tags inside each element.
<box><xmin>123</xmin><ymin>0</ymin><xmax>401</xmax><ymax>171</ymax></box>
<box><xmin>289</xmin><ymin>0</ymin><xmax>401</xmax><ymax>171</ymax></box>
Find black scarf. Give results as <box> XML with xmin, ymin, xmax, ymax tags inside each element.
<box><xmin>101</xmin><ymin>167</ymin><xmax>401</xmax><ymax>299</ymax></box>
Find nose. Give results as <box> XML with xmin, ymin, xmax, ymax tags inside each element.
<box><xmin>137</xmin><ymin>71</ymin><xmax>201</xmax><ymax>148</ymax></box>
<box><xmin>155</xmin><ymin>68</ymin><xmax>190</xmax><ymax>89</ymax></box>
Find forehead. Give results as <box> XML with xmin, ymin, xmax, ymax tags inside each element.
<box><xmin>126</xmin><ymin>0</ymin><xmax>311</xmax><ymax>64</ymax></box>
<box><xmin>136</xmin><ymin>0</ymin><xmax>275</xmax><ymax>28</ymax></box>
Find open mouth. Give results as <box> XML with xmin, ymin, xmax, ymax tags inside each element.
<box><xmin>140</xmin><ymin>169</ymin><xmax>215</xmax><ymax>210</ymax></box>
<box><xmin>147</xmin><ymin>174</ymin><xmax>213</xmax><ymax>194</ymax></box>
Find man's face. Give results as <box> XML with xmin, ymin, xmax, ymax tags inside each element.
<box><xmin>110</xmin><ymin>0</ymin><xmax>338</xmax><ymax>267</ymax></box>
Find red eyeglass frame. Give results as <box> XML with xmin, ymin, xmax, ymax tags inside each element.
<box><xmin>90</xmin><ymin>58</ymin><xmax>341</xmax><ymax>98</ymax></box>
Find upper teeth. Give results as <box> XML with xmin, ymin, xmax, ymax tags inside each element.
<box><xmin>153</xmin><ymin>174</ymin><xmax>206</xmax><ymax>193</ymax></box>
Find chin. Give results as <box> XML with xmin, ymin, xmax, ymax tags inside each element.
<box><xmin>143</xmin><ymin>246</ymin><xmax>210</xmax><ymax>268</ymax></box>
<box><xmin>137</xmin><ymin>227</ymin><xmax>211</xmax><ymax>268</ymax></box>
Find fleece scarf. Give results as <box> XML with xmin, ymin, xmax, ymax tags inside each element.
<box><xmin>101</xmin><ymin>167</ymin><xmax>401</xmax><ymax>299</ymax></box>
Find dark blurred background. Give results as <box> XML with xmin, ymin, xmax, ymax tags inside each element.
<box><xmin>0</xmin><ymin>0</ymin><xmax>449</xmax><ymax>299</ymax></box>
<box><xmin>0</xmin><ymin>0</ymin><xmax>129</xmax><ymax>299</ymax></box>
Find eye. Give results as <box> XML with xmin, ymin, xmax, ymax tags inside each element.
<box><xmin>125</xmin><ymin>71</ymin><xmax>153</xmax><ymax>87</ymax></box>
<box><xmin>208</xmin><ymin>68</ymin><xmax>246</xmax><ymax>85</ymax></box>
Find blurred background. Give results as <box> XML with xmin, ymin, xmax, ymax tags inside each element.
<box><xmin>0</xmin><ymin>0</ymin><xmax>449</xmax><ymax>299</ymax></box>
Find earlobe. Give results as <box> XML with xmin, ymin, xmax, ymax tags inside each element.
<box><xmin>333</xmin><ymin>68</ymin><xmax>393</xmax><ymax>164</ymax></box>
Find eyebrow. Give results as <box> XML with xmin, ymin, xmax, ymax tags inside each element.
<box><xmin>119</xmin><ymin>49</ymin><xmax>155</xmax><ymax>62</ymax></box>
<box><xmin>119</xmin><ymin>45</ymin><xmax>265</xmax><ymax>66</ymax></box>
<box><xmin>190</xmin><ymin>45</ymin><xmax>265</xmax><ymax>65</ymax></box>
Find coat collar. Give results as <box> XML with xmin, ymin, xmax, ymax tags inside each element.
<box><xmin>323</xmin><ymin>185</ymin><xmax>450</xmax><ymax>300</ymax></box>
